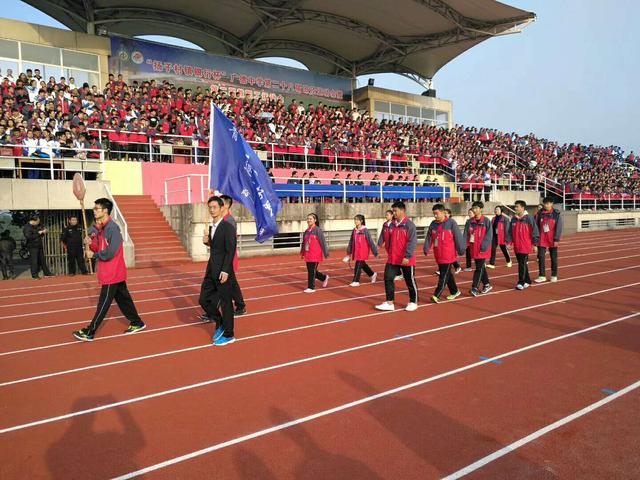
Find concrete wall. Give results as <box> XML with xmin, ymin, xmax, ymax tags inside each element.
<box><xmin>0</xmin><ymin>179</ymin><xmax>110</xmax><ymax>210</ymax></box>
<box><xmin>492</xmin><ymin>190</ymin><xmax>540</xmax><ymax>206</ymax></box>
<box><xmin>103</xmin><ymin>161</ymin><xmax>144</xmax><ymax>195</ymax></box>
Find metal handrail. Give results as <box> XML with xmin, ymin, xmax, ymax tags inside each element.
<box><xmin>103</xmin><ymin>183</ymin><xmax>132</xmax><ymax>245</ymax></box>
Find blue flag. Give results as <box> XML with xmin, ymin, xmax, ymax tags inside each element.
<box><xmin>209</xmin><ymin>103</ymin><xmax>281</xmax><ymax>243</ymax></box>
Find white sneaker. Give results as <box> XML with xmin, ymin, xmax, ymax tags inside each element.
<box><xmin>349</xmin><ymin>282</ymin><xmax>360</xmax><ymax>287</ymax></box>
<box><xmin>463</xmin><ymin>268</ymin><xmax>473</xmax><ymax>272</ymax></box>
<box><xmin>550</xmin><ymin>276</ymin><xmax>558</xmax><ymax>282</ymax></box>
<box><xmin>523</xmin><ymin>283</ymin><xmax>530</xmax><ymax>289</ymax></box>
<box><xmin>534</xmin><ymin>276</ymin><xmax>547</xmax><ymax>283</ymax></box>
<box><xmin>405</xmin><ymin>302</ymin><xmax>418</xmax><ymax>312</ymax></box>
<box><xmin>303</xmin><ymin>288</ymin><xmax>315</xmax><ymax>293</ymax></box>
<box><xmin>455</xmin><ymin>267</ymin><xmax>462</xmax><ymax>274</ymax></box>
<box><xmin>394</xmin><ymin>275</ymin><xmax>403</xmax><ymax>281</ymax></box>
<box><xmin>322</xmin><ymin>275</ymin><xmax>330</xmax><ymax>288</ymax></box>
<box><xmin>371</xmin><ymin>272</ymin><xmax>378</xmax><ymax>284</ymax></box>
<box><xmin>375</xmin><ymin>302</ymin><xmax>395</xmax><ymax>311</ymax></box>
<box><xmin>516</xmin><ymin>284</ymin><xmax>524</xmax><ymax>290</ymax></box>
<box><xmin>342</xmin><ymin>256</ymin><xmax>350</xmax><ymax>263</ymax></box>
<box><xmin>487</xmin><ymin>264</ymin><xmax>495</xmax><ymax>269</ymax></box>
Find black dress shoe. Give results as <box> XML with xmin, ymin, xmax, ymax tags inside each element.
<box><xmin>234</xmin><ymin>307</ymin><xmax>247</xmax><ymax>315</ymax></box>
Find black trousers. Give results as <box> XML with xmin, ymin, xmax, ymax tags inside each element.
<box><xmin>67</xmin><ymin>245</ymin><xmax>87</xmax><ymax>274</ymax></box>
<box><xmin>465</xmin><ymin>247</ymin><xmax>472</xmax><ymax>268</ymax></box>
<box><xmin>29</xmin><ymin>246</ymin><xmax>51</xmax><ymax>277</ymax></box>
<box><xmin>0</xmin><ymin>252</ymin><xmax>14</xmax><ymax>278</ymax></box>
<box><xmin>384</xmin><ymin>264</ymin><xmax>418</xmax><ymax>303</ymax></box>
<box><xmin>472</xmin><ymin>259</ymin><xmax>490</xmax><ymax>289</ymax></box>
<box><xmin>353</xmin><ymin>260</ymin><xmax>374</xmax><ymax>282</ymax></box>
<box><xmin>516</xmin><ymin>253</ymin><xmax>532</xmax><ymax>285</ymax></box>
<box><xmin>306</xmin><ymin>262</ymin><xmax>327</xmax><ymax>289</ymax></box>
<box><xmin>87</xmin><ymin>281</ymin><xmax>143</xmax><ymax>335</ymax></box>
<box><xmin>490</xmin><ymin>240</ymin><xmax>512</xmax><ymax>265</ymax></box>
<box><xmin>199</xmin><ymin>272</ymin><xmax>234</xmax><ymax>337</ymax></box>
<box><xmin>230</xmin><ymin>275</ymin><xmax>245</xmax><ymax>309</ymax></box>
<box><xmin>434</xmin><ymin>263</ymin><xmax>458</xmax><ymax>298</ymax></box>
<box><xmin>538</xmin><ymin>247</ymin><xmax>558</xmax><ymax>277</ymax></box>
<box><xmin>452</xmin><ymin>260</ymin><xmax>460</xmax><ymax>270</ymax></box>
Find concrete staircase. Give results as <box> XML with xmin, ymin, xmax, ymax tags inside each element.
<box><xmin>113</xmin><ymin>195</ymin><xmax>192</xmax><ymax>269</ymax></box>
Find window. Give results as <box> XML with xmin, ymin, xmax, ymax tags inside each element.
<box><xmin>62</xmin><ymin>49</ymin><xmax>99</xmax><ymax>71</ymax></box>
<box><xmin>0</xmin><ymin>39</ymin><xmax>19</xmax><ymax>59</ymax></box>
<box><xmin>21</xmin><ymin>43</ymin><xmax>61</xmax><ymax>65</ymax></box>
<box><xmin>0</xmin><ymin>59</ymin><xmax>18</xmax><ymax>78</ymax></box>
<box><xmin>421</xmin><ymin>108</ymin><xmax>435</xmax><ymax>120</ymax></box>
<box><xmin>374</xmin><ymin>101</ymin><xmax>390</xmax><ymax>113</ymax></box>
<box><xmin>436</xmin><ymin>110</ymin><xmax>449</xmax><ymax>126</ymax></box>
<box><xmin>390</xmin><ymin>103</ymin><xmax>405</xmax><ymax>115</ymax></box>
<box><xmin>406</xmin><ymin>106</ymin><xmax>421</xmax><ymax>118</ymax></box>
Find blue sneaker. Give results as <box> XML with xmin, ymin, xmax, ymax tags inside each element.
<box><xmin>214</xmin><ymin>335</ymin><xmax>236</xmax><ymax>347</ymax></box>
<box><xmin>212</xmin><ymin>326</ymin><xmax>224</xmax><ymax>342</ymax></box>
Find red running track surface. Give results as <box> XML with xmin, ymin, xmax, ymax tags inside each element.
<box><xmin>0</xmin><ymin>229</ymin><xmax>639</xmax><ymax>479</ymax></box>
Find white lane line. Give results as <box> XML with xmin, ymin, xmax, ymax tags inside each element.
<box><xmin>1</xmin><ymin>259</ymin><xmax>637</xmax><ymax>359</ymax></box>
<box><xmin>1</xmin><ymin>282</ymin><xmax>638</xmax><ymax>434</ymax></box>
<box><xmin>108</xmin><ymin>311</ymin><xmax>640</xmax><ymax>479</ymax></box>
<box><xmin>2</xmin><ymin>269</ymin><xmax>638</xmax><ymax>388</ymax></box>
<box><xmin>1</xmin><ymin>244</ymin><xmax>635</xmax><ymax>322</ymax></box>
<box><xmin>0</xmin><ymin>232</ymin><xmax>630</xmax><ymax>298</ymax></box>
<box><xmin>441</xmin><ymin>378</ymin><xmax>640</xmax><ymax>479</ymax></box>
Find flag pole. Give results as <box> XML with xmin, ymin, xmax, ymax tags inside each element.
<box><xmin>204</xmin><ymin>101</ymin><xmax>215</xmax><ymax>233</ymax></box>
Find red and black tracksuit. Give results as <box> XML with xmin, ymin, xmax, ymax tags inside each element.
<box><xmin>377</xmin><ymin>220</ymin><xmax>392</xmax><ymax>252</ymax></box>
<box><xmin>301</xmin><ymin>225</ymin><xmax>330</xmax><ymax>289</ymax></box>
<box><xmin>463</xmin><ymin>215</ymin><xmax>493</xmax><ymax>290</ymax></box>
<box><xmin>346</xmin><ymin>226</ymin><xmax>379</xmax><ymax>282</ymax></box>
<box><xmin>384</xmin><ymin>217</ymin><xmax>418</xmax><ymax>303</ymax></box>
<box><xmin>536</xmin><ymin>208</ymin><xmax>562</xmax><ymax>277</ymax></box>
<box><xmin>490</xmin><ymin>213</ymin><xmax>512</xmax><ymax>266</ymax></box>
<box><xmin>510</xmin><ymin>213</ymin><xmax>540</xmax><ymax>286</ymax></box>
<box><xmin>86</xmin><ymin>217</ymin><xmax>143</xmax><ymax>336</ymax></box>
<box><xmin>424</xmin><ymin>218</ymin><xmax>465</xmax><ymax>298</ymax></box>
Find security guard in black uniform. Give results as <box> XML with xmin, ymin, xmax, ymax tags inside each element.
<box><xmin>60</xmin><ymin>215</ymin><xmax>88</xmax><ymax>276</ymax></box>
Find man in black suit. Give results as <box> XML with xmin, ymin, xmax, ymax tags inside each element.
<box><xmin>199</xmin><ymin>196</ymin><xmax>237</xmax><ymax>346</ymax></box>
<box><xmin>22</xmin><ymin>214</ymin><xmax>54</xmax><ymax>279</ymax></box>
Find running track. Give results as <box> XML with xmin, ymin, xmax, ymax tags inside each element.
<box><xmin>0</xmin><ymin>229</ymin><xmax>639</xmax><ymax>479</ymax></box>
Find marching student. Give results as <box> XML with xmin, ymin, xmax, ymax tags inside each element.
<box><xmin>60</xmin><ymin>215</ymin><xmax>88</xmax><ymax>276</ymax></box>
<box><xmin>424</xmin><ymin>204</ymin><xmax>465</xmax><ymax>303</ymax></box>
<box><xmin>375</xmin><ymin>201</ymin><xmax>418</xmax><ymax>312</ymax></box>
<box><xmin>510</xmin><ymin>200</ymin><xmax>540</xmax><ymax>290</ymax></box>
<box><xmin>463</xmin><ymin>208</ymin><xmax>474</xmax><ymax>271</ymax></box>
<box><xmin>488</xmin><ymin>205</ymin><xmax>512</xmax><ymax>269</ymax></box>
<box><xmin>445</xmin><ymin>208</ymin><xmax>462</xmax><ymax>273</ymax></box>
<box><xmin>343</xmin><ymin>214</ymin><xmax>379</xmax><ymax>286</ymax></box>
<box><xmin>377</xmin><ymin>209</ymin><xmax>403</xmax><ymax>282</ymax></box>
<box><xmin>199</xmin><ymin>196</ymin><xmax>237</xmax><ymax>346</ymax></box>
<box><xmin>377</xmin><ymin>210</ymin><xmax>394</xmax><ymax>251</ymax></box>
<box><xmin>535</xmin><ymin>196</ymin><xmax>563</xmax><ymax>283</ymax></box>
<box><xmin>72</xmin><ymin>198</ymin><xmax>145</xmax><ymax>341</ymax></box>
<box><xmin>301</xmin><ymin>213</ymin><xmax>330</xmax><ymax>293</ymax></box>
<box><xmin>220</xmin><ymin>194</ymin><xmax>247</xmax><ymax>314</ymax></box>
<box><xmin>463</xmin><ymin>201</ymin><xmax>493</xmax><ymax>296</ymax></box>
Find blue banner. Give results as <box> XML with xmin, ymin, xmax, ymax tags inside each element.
<box><xmin>110</xmin><ymin>36</ymin><xmax>350</xmax><ymax>103</ymax></box>
<box><xmin>209</xmin><ymin>104</ymin><xmax>281</xmax><ymax>243</ymax></box>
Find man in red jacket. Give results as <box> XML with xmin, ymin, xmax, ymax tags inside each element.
<box><xmin>72</xmin><ymin>198</ymin><xmax>145</xmax><ymax>341</ymax></box>
<box><xmin>375</xmin><ymin>201</ymin><xmax>418</xmax><ymax>312</ymax></box>
<box><xmin>535</xmin><ymin>196</ymin><xmax>563</xmax><ymax>283</ymax></box>
<box><xmin>424</xmin><ymin>204</ymin><xmax>465</xmax><ymax>303</ymax></box>
<box><xmin>464</xmin><ymin>201</ymin><xmax>493</xmax><ymax>297</ymax></box>
<box><xmin>510</xmin><ymin>200</ymin><xmax>540</xmax><ymax>290</ymax></box>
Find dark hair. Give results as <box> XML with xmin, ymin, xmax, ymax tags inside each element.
<box><xmin>515</xmin><ymin>200</ymin><xmax>527</xmax><ymax>208</ymax></box>
<box><xmin>94</xmin><ymin>198</ymin><xmax>113</xmax><ymax>214</ymax></box>
<box><xmin>494</xmin><ymin>205</ymin><xmax>503</xmax><ymax>215</ymax></box>
<box><xmin>542</xmin><ymin>196</ymin><xmax>554</xmax><ymax>204</ymax></box>
<box><xmin>468</xmin><ymin>208</ymin><xmax>474</xmax><ymax>213</ymax></box>
<box><xmin>307</xmin><ymin>212</ymin><xmax>319</xmax><ymax>227</ymax></box>
<box><xmin>207</xmin><ymin>196</ymin><xmax>224</xmax><ymax>207</ymax></box>
<box><xmin>391</xmin><ymin>201</ymin><xmax>406</xmax><ymax>210</ymax></box>
<box><xmin>445</xmin><ymin>208</ymin><xmax>452</xmax><ymax>215</ymax></box>
<box><xmin>68</xmin><ymin>214</ymin><xmax>78</xmax><ymax>219</ymax></box>
<box><xmin>432</xmin><ymin>203</ymin><xmax>445</xmax><ymax>212</ymax></box>
<box><xmin>471</xmin><ymin>201</ymin><xmax>484</xmax><ymax>209</ymax></box>
<box><xmin>220</xmin><ymin>194</ymin><xmax>233</xmax><ymax>207</ymax></box>
<box><xmin>385</xmin><ymin>209</ymin><xmax>393</xmax><ymax>216</ymax></box>
<box><xmin>354</xmin><ymin>214</ymin><xmax>366</xmax><ymax>225</ymax></box>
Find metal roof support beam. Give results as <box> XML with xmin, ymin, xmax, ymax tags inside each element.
<box><xmin>251</xmin><ymin>40</ymin><xmax>354</xmax><ymax>76</ymax></box>
<box><xmin>92</xmin><ymin>7</ymin><xmax>244</xmax><ymax>54</ymax></box>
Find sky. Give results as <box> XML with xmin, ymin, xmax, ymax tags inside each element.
<box><xmin>2</xmin><ymin>0</ymin><xmax>638</xmax><ymax>153</ymax></box>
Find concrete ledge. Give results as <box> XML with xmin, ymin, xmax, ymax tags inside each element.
<box><xmin>0</xmin><ymin>179</ymin><xmax>110</xmax><ymax>210</ymax></box>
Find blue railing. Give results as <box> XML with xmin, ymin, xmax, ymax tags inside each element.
<box><xmin>273</xmin><ymin>183</ymin><xmax>450</xmax><ymax>201</ymax></box>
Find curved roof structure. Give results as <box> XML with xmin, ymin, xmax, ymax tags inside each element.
<box><xmin>24</xmin><ymin>0</ymin><xmax>535</xmax><ymax>79</ymax></box>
